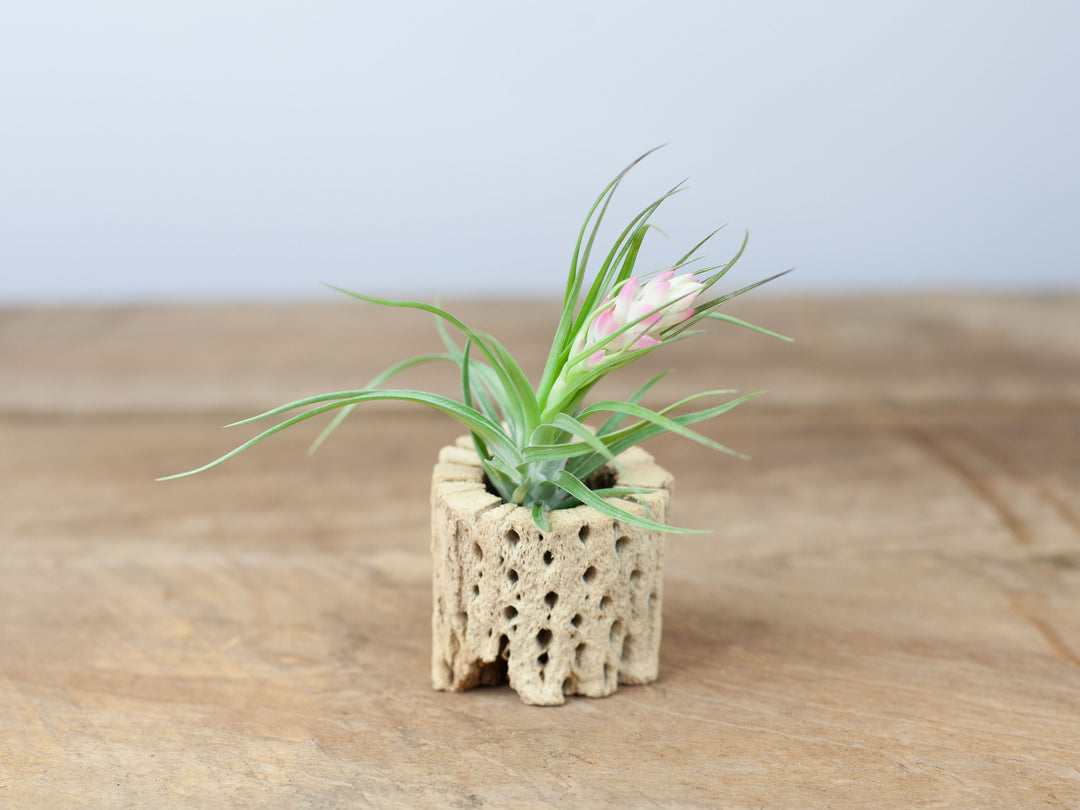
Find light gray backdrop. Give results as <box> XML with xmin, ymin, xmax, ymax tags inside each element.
<box><xmin>1</xmin><ymin>1</ymin><xmax>1077</xmax><ymax>303</ymax></box>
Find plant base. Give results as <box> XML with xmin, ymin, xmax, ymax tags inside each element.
<box><xmin>431</xmin><ymin>437</ymin><xmax>673</xmax><ymax>706</ymax></box>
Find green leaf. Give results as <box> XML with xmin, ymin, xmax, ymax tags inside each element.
<box><xmin>571</xmin><ymin>182</ymin><xmax>685</xmax><ymax>342</ymax></box>
<box><xmin>571</xmin><ymin>392</ymin><xmax>760</xmax><ymax>481</ymax></box>
<box><xmin>479</xmin><ymin>454</ymin><xmax>515</xmax><ymax>503</ymax></box>
<box><xmin>531</xmin><ymin>502</ymin><xmax>551</xmax><ymax>533</ymax></box>
<box><xmin>526</xmin><ymin>390</ymin><xmax>756</xmax><ymax>487</ymax></box>
<box><xmin>460</xmin><ymin>338</ymin><xmax>475</xmax><ymax>413</ymax></box>
<box><xmin>309</xmin><ymin>352</ymin><xmax>451</xmax><ymax>454</ymax></box>
<box><xmin>549</xmin><ymin>412</ymin><xmax>637</xmax><ymax>493</ymax></box>
<box><xmin>520</xmin><ymin>442</ymin><xmax>592</xmax><ymax>464</ymax></box>
<box><xmin>538</xmin><ymin>147</ymin><xmax>665</xmax><ymax>401</ymax></box>
<box><xmin>698</xmin><ymin>230</ymin><xmax>749</xmax><ymax>291</ymax></box>
<box><xmin>596</xmin><ymin>372</ymin><xmax>671</xmax><ymax>436</ymax></box>
<box><xmin>326</xmin><ymin>285</ymin><xmax>529</xmax><ymax>433</ymax></box>
<box><xmin>436</xmin><ymin>314</ymin><xmax>509</xmax><ymax>425</ymax></box>
<box><xmin>607</xmin><ymin>222</ymin><xmax>655</xmax><ymax>296</ymax></box>
<box><xmin>705</xmin><ymin>312</ymin><xmax>794</xmax><ymax>342</ymax></box>
<box><xmin>486</xmin><ymin>451</ymin><xmax>524</xmax><ymax>485</ymax></box>
<box><xmin>476</xmin><ymin>329</ymin><xmax>539</xmax><ymax>434</ymax></box>
<box><xmin>553</xmin><ymin>469</ymin><xmax>703</xmax><ymax>534</ymax></box>
<box><xmin>669</xmin><ymin>268</ymin><xmax>794</xmax><ymax>339</ymax></box>
<box><xmin>589</xmin><ymin>486</ymin><xmax>656</xmax><ymax>497</ymax></box>
<box><xmin>460</xmin><ymin>339</ymin><xmax>505</xmax><ymax>492</ymax></box>
<box><xmin>674</xmin><ymin>225</ymin><xmax>726</xmax><ymax>268</ymax></box>
<box><xmin>308</xmin><ymin>404</ymin><xmax>356</xmax><ymax>456</ymax></box>
<box><xmin>159</xmin><ymin>389</ymin><xmax>520</xmax><ymax>481</ymax></box>
<box><xmin>580</xmin><ymin>399</ymin><xmax>742</xmax><ymax>457</ymax></box>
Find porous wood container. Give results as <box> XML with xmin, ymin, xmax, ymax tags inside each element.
<box><xmin>431</xmin><ymin>436</ymin><xmax>673</xmax><ymax>706</ymax></box>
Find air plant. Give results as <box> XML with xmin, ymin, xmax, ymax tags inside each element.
<box><xmin>160</xmin><ymin>151</ymin><xmax>791</xmax><ymax>533</ymax></box>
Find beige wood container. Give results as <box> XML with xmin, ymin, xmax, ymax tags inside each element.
<box><xmin>430</xmin><ymin>436</ymin><xmax>673</xmax><ymax>705</ymax></box>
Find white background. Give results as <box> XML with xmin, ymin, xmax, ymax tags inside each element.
<box><xmin>1</xmin><ymin>1</ymin><xmax>1077</xmax><ymax>304</ymax></box>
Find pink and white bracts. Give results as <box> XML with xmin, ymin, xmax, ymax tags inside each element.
<box><xmin>573</xmin><ymin>271</ymin><xmax>703</xmax><ymax>370</ymax></box>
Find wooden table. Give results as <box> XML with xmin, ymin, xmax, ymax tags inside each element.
<box><xmin>2</xmin><ymin>295</ymin><xmax>1078</xmax><ymax>807</ymax></box>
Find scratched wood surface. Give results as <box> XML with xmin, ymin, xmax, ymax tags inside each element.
<box><xmin>1</xmin><ymin>296</ymin><xmax>1079</xmax><ymax>808</ymax></box>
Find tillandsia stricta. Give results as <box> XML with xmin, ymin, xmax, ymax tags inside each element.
<box><xmin>160</xmin><ymin>150</ymin><xmax>792</xmax><ymax>533</ymax></box>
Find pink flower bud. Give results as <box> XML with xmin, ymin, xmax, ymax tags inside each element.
<box><xmin>612</xmin><ymin>277</ymin><xmax>640</xmax><ymax>324</ymax></box>
<box><xmin>646</xmin><ymin>271</ymin><xmax>701</xmax><ymax>330</ymax></box>
<box><xmin>592</xmin><ymin>308</ymin><xmax>619</xmax><ymax>340</ymax></box>
<box><xmin>630</xmin><ymin>334</ymin><xmax>662</xmax><ymax>351</ymax></box>
<box><xmin>565</xmin><ymin>272</ymin><xmax>704</xmax><ymax>382</ymax></box>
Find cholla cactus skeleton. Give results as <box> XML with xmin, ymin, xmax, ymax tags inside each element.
<box><xmin>161</xmin><ymin>151</ymin><xmax>790</xmax><ymax>532</ymax></box>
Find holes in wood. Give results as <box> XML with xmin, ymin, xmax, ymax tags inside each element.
<box><xmin>472</xmin><ymin>635</ymin><xmax>510</xmax><ymax>687</ymax></box>
<box><xmin>615</xmin><ymin>536</ymin><xmax>629</xmax><ymax>556</ymax></box>
<box><xmin>504</xmin><ymin>529</ymin><xmax>519</xmax><ymax>547</ymax></box>
<box><xmin>578</xmin><ymin>525</ymin><xmax>591</xmax><ymax>545</ymax></box>
<box><xmin>503</xmin><ymin>605</ymin><xmax>518</xmax><ymax>621</ymax></box>
<box><xmin>543</xmin><ymin>550</ymin><xmax>554</xmax><ymax>565</ymax></box>
<box><xmin>472</xmin><ymin>542</ymin><xmax>483</xmax><ymax>561</ymax></box>
<box><xmin>583</xmin><ymin>566</ymin><xmax>597</xmax><ymax>584</ymax></box>
<box><xmin>536</xmin><ymin>628</ymin><xmax>552</xmax><ymax>650</ymax></box>
<box><xmin>571</xmin><ymin>613</ymin><xmax>582</xmax><ymax>628</ymax></box>
<box><xmin>508</xmin><ymin>569</ymin><xmax>519</xmax><ymax>584</ymax></box>
<box><xmin>544</xmin><ymin>591</ymin><xmax>559</xmax><ymax>610</ymax></box>
<box><xmin>609</xmin><ymin>619</ymin><xmax>624</xmax><ymax>647</ymax></box>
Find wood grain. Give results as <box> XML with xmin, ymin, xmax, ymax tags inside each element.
<box><xmin>2</xmin><ymin>296</ymin><xmax>1079</xmax><ymax>807</ymax></box>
